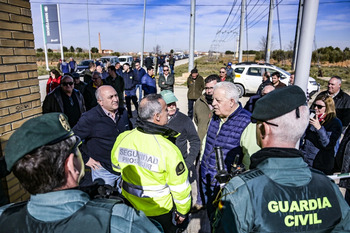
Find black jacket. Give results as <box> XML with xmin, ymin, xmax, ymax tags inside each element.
<box><xmin>73</xmin><ymin>105</ymin><xmax>131</xmax><ymax>174</ymax></box>
<box><xmin>167</xmin><ymin>109</ymin><xmax>200</xmax><ymax>169</ymax></box>
<box><xmin>42</xmin><ymin>87</ymin><xmax>86</xmax><ymax>127</ymax></box>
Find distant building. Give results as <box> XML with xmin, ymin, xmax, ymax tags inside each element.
<box><xmin>102</xmin><ymin>49</ymin><xmax>114</xmax><ymax>54</ymax></box>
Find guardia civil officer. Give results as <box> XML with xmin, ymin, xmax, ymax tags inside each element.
<box><xmin>0</xmin><ymin>113</ymin><xmax>161</xmax><ymax>233</ymax></box>
<box><xmin>213</xmin><ymin>86</ymin><xmax>350</xmax><ymax>232</ymax></box>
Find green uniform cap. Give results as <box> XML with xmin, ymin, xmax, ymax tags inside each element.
<box><xmin>252</xmin><ymin>85</ymin><xmax>307</xmax><ymax>121</ymax></box>
<box><xmin>160</xmin><ymin>90</ymin><xmax>178</xmax><ymax>105</ymax></box>
<box><xmin>5</xmin><ymin>113</ymin><xmax>74</xmax><ymax>171</ymax></box>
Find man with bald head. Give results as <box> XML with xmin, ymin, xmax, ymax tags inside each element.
<box><xmin>316</xmin><ymin>76</ymin><xmax>350</xmax><ymax>129</ymax></box>
<box><xmin>73</xmin><ymin>85</ymin><xmax>131</xmax><ymax>186</ymax></box>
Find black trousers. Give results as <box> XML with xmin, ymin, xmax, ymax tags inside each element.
<box><xmin>188</xmin><ymin>99</ymin><xmax>196</xmax><ymax>120</ymax></box>
<box><xmin>125</xmin><ymin>95</ymin><xmax>138</xmax><ymax>117</ymax></box>
<box><xmin>149</xmin><ymin>211</ymin><xmax>178</xmax><ymax>233</ymax></box>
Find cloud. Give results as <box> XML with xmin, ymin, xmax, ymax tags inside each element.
<box><xmin>30</xmin><ymin>0</ymin><xmax>350</xmax><ymax>54</ymax></box>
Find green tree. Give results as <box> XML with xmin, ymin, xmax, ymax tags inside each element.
<box><xmin>69</xmin><ymin>46</ymin><xmax>75</xmax><ymax>52</ymax></box>
<box><xmin>63</xmin><ymin>46</ymin><xmax>68</xmax><ymax>52</ymax></box>
<box><xmin>225</xmin><ymin>50</ymin><xmax>234</xmax><ymax>54</ymax></box>
<box><xmin>37</xmin><ymin>48</ymin><xmax>43</xmax><ymax>52</ymax></box>
<box><xmin>91</xmin><ymin>47</ymin><xmax>98</xmax><ymax>53</ymax></box>
<box><xmin>76</xmin><ymin>47</ymin><xmax>83</xmax><ymax>53</ymax></box>
<box><xmin>48</xmin><ymin>48</ymin><xmax>53</xmax><ymax>53</ymax></box>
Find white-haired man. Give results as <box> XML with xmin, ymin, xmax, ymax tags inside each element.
<box><xmin>200</xmin><ymin>81</ymin><xmax>251</xmax><ymax>220</ymax></box>
<box><xmin>214</xmin><ymin>85</ymin><xmax>350</xmax><ymax>232</ymax></box>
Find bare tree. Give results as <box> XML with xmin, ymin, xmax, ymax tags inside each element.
<box><xmin>259</xmin><ymin>35</ymin><xmax>275</xmax><ymax>51</ymax></box>
<box><xmin>286</xmin><ymin>40</ymin><xmax>294</xmax><ymax>51</ymax></box>
<box><xmin>153</xmin><ymin>44</ymin><xmax>161</xmax><ymax>54</ymax></box>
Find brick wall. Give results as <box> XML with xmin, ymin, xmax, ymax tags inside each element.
<box><xmin>0</xmin><ymin>0</ymin><xmax>40</xmax><ymax>202</ymax></box>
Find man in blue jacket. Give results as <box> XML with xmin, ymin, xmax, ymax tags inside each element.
<box><xmin>200</xmin><ymin>81</ymin><xmax>251</xmax><ymax>221</ymax></box>
<box><xmin>73</xmin><ymin>85</ymin><xmax>131</xmax><ymax>187</ymax></box>
<box><xmin>141</xmin><ymin>66</ymin><xmax>157</xmax><ymax>96</ymax></box>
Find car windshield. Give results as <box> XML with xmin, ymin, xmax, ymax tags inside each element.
<box><xmin>101</xmin><ymin>58</ymin><xmax>109</xmax><ymax>63</ymax></box>
<box><xmin>274</xmin><ymin>66</ymin><xmax>291</xmax><ymax>76</ymax></box>
<box><xmin>79</xmin><ymin>61</ymin><xmax>91</xmax><ymax>66</ymax></box>
<box><xmin>119</xmin><ymin>58</ymin><xmax>126</xmax><ymax>62</ymax></box>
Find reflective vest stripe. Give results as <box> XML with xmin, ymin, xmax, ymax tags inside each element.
<box><xmin>122</xmin><ymin>180</ymin><xmax>170</xmax><ymax>198</ymax></box>
<box><xmin>174</xmin><ymin>194</ymin><xmax>191</xmax><ymax>205</ymax></box>
<box><xmin>169</xmin><ymin>179</ymin><xmax>190</xmax><ymax>193</ymax></box>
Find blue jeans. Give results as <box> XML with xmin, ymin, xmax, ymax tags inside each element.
<box><xmin>170</xmin><ymin>64</ymin><xmax>174</xmax><ymax>74</ymax></box>
<box><xmin>91</xmin><ymin>166</ymin><xmax>121</xmax><ymax>190</ymax></box>
<box><xmin>159</xmin><ymin>66</ymin><xmax>163</xmax><ymax>75</ymax></box>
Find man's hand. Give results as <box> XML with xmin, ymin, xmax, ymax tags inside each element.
<box><xmin>86</xmin><ymin>157</ymin><xmax>101</xmax><ymax>170</ymax></box>
<box><xmin>175</xmin><ymin>213</ymin><xmax>185</xmax><ymax>225</ymax></box>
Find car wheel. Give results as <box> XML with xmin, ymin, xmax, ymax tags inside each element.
<box><xmin>235</xmin><ymin>84</ymin><xmax>245</xmax><ymax>98</ymax></box>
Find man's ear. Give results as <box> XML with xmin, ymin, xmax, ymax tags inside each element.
<box><xmin>65</xmin><ymin>153</ymin><xmax>80</xmax><ymax>182</ymax></box>
<box><xmin>155</xmin><ymin>113</ymin><xmax>160</xmax><ymax>122</ymax></box>
<box><xmin>261</xmin><ymin>122</ymin><xmax>272</xmax><ymax>139</ymax></box>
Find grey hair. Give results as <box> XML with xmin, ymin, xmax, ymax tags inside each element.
<box><xmin>331</xmin><ymin>76</ymin><xmax>342</xmax><ymax>84</ymax></box>
<box><xmin>92</xmin><ymin>71</ymin><xmax>102</xmax><ymax>79</ymax></box>
<box><xmin>61</xmin><ymin>75</ymin><xmax>73</xmax><ymax>82</ymax></box>
<box><xmin>138</xmin><ymin>94</ymin><xmax>163</xmax><ymax>122</ymax></box>
<box><xmin>268</xmin><ymin>105</ymin><xmax>309</xmax><ymax>144</ymax></box>
<box><xmin>213</xmin><ymin>81</ymin><xmax>240</xmax><ymax>103</ymax></box>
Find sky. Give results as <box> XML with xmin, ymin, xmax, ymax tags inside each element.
<box><xmin>29</xmin><ymin>0</ymin><xmax>350</xmax><ymax>54</ymax></box>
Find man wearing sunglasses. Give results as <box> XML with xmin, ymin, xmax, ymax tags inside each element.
<box><xmin>213</xmin><ymin>86</ymin><xmax>350</xmax><ymax>232</ymax></box>
<box><xmin>159</xmin><ymin>65</ymin><xmax>174</xmax><ymax>93</ymax></box>
<box><xmin>43</xmin><ymin>75</ymin><xmax>86</xmax><ymax>127</ymax></box>
<box><xmin>0</xmin><ymin>113</ymin><xmax>160</xmax><ymax>233</ymax></box>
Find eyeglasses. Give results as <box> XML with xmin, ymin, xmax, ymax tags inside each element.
<box><xmin>313</xmin><ymin>104</ymin><xmax>325</xmax><ymax>109</ymax></box>
<box><xmin>164</xmin><ymin>69</ymin><xmax>169</xmax><ymax>71</ymax></box>
<box><xmin>220</xmin><ymin>71</ymin><xmax>226</xmax><ymax>73</ymax></box>
<box><xmin>62</xmin><ymin>82</ymin><xmax>74</xmax><ymax>86</ymax></box>
<box><xmin>205</xmin><ymin>87</ymin><xmax>214</xmax><ymax>90</ymax></box>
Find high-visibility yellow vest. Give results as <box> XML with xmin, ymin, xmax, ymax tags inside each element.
<box><xmin>111</xmin><ymin>129</ymin><xmax>191</xmax><ymax>216</ymax></box>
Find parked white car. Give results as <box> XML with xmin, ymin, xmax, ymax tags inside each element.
<box><xmin>100</xmin><ymin>56</ymin><xmax>119</xmax><ymax>67</ymax></box>
<box><xmin>232</xmin><ymin>62</ymin><xmax>320</xmax><ymax>97</ymax></box>
<box><xmin>118</xmin><ymin>56</ymin><xmax>133</xmax><ymax>66</ymax></box>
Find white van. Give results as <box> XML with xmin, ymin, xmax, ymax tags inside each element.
<box><xmin>118</xmin><ymin>56</ymin><xmax>133</xmax><ymax>66</ymax></box>
<box><xmin>100</xmin><ymin>56</ymin><xmax>119</xmax><ymax>67</ymax></box>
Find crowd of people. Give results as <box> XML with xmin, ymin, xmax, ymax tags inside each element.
<box><xmin>1</xmin><ymin>57</ymin><xmax>350</xmax><ymax>233</ymax></box>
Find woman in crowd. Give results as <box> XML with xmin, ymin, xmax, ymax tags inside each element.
<box><xmin>46</xmin><ymin>69</ymin><xmax>62</xmax><ymax>95</ymax></box>
<box><xmin>300</xmin><ymin>95</ymin><xmax>342</xmax><ymax>175</ymax></box>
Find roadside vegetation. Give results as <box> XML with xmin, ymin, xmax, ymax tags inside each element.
<box><xmin>174</xmin><ymin>55</ymin><xmax>350</xmax><ymax>92</ymax></box>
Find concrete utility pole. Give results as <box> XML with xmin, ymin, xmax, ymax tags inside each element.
<box><xmin>294</xmin><ymin>0</ymin><xmax>319</xmax><ymax>93</ymax></box>
<box><xmin>238</xmin><ymin>0</ymin><xmax>246</xmax><ymax>62</ymax></box>
<box><xmin>265</xmin><ymin>0</ymin><xmax>274</xmax><ymax>63</ymax></box>
<box><xmin>292</xmin><ymin>0</ymin><xmax>303</xmax><ymax>71</ymax></box>
<box><xmin>141</xmin><ymin>0</ymin><xmax>146</xmax><ymax>67</ymax></box>
<box><xmin>188</xmin><ymin>0</ymin><xmax>196</xmax><ymax>72</ymax></box>
<box><xmin>87</xmin><ymin>0</ymin><xmax>91</xmax><ymax>60</ymax></box>
<box><xmin>57</xmin><ymin>4</ymin><xmax>64</xmax><ymax>61</ymax></box>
